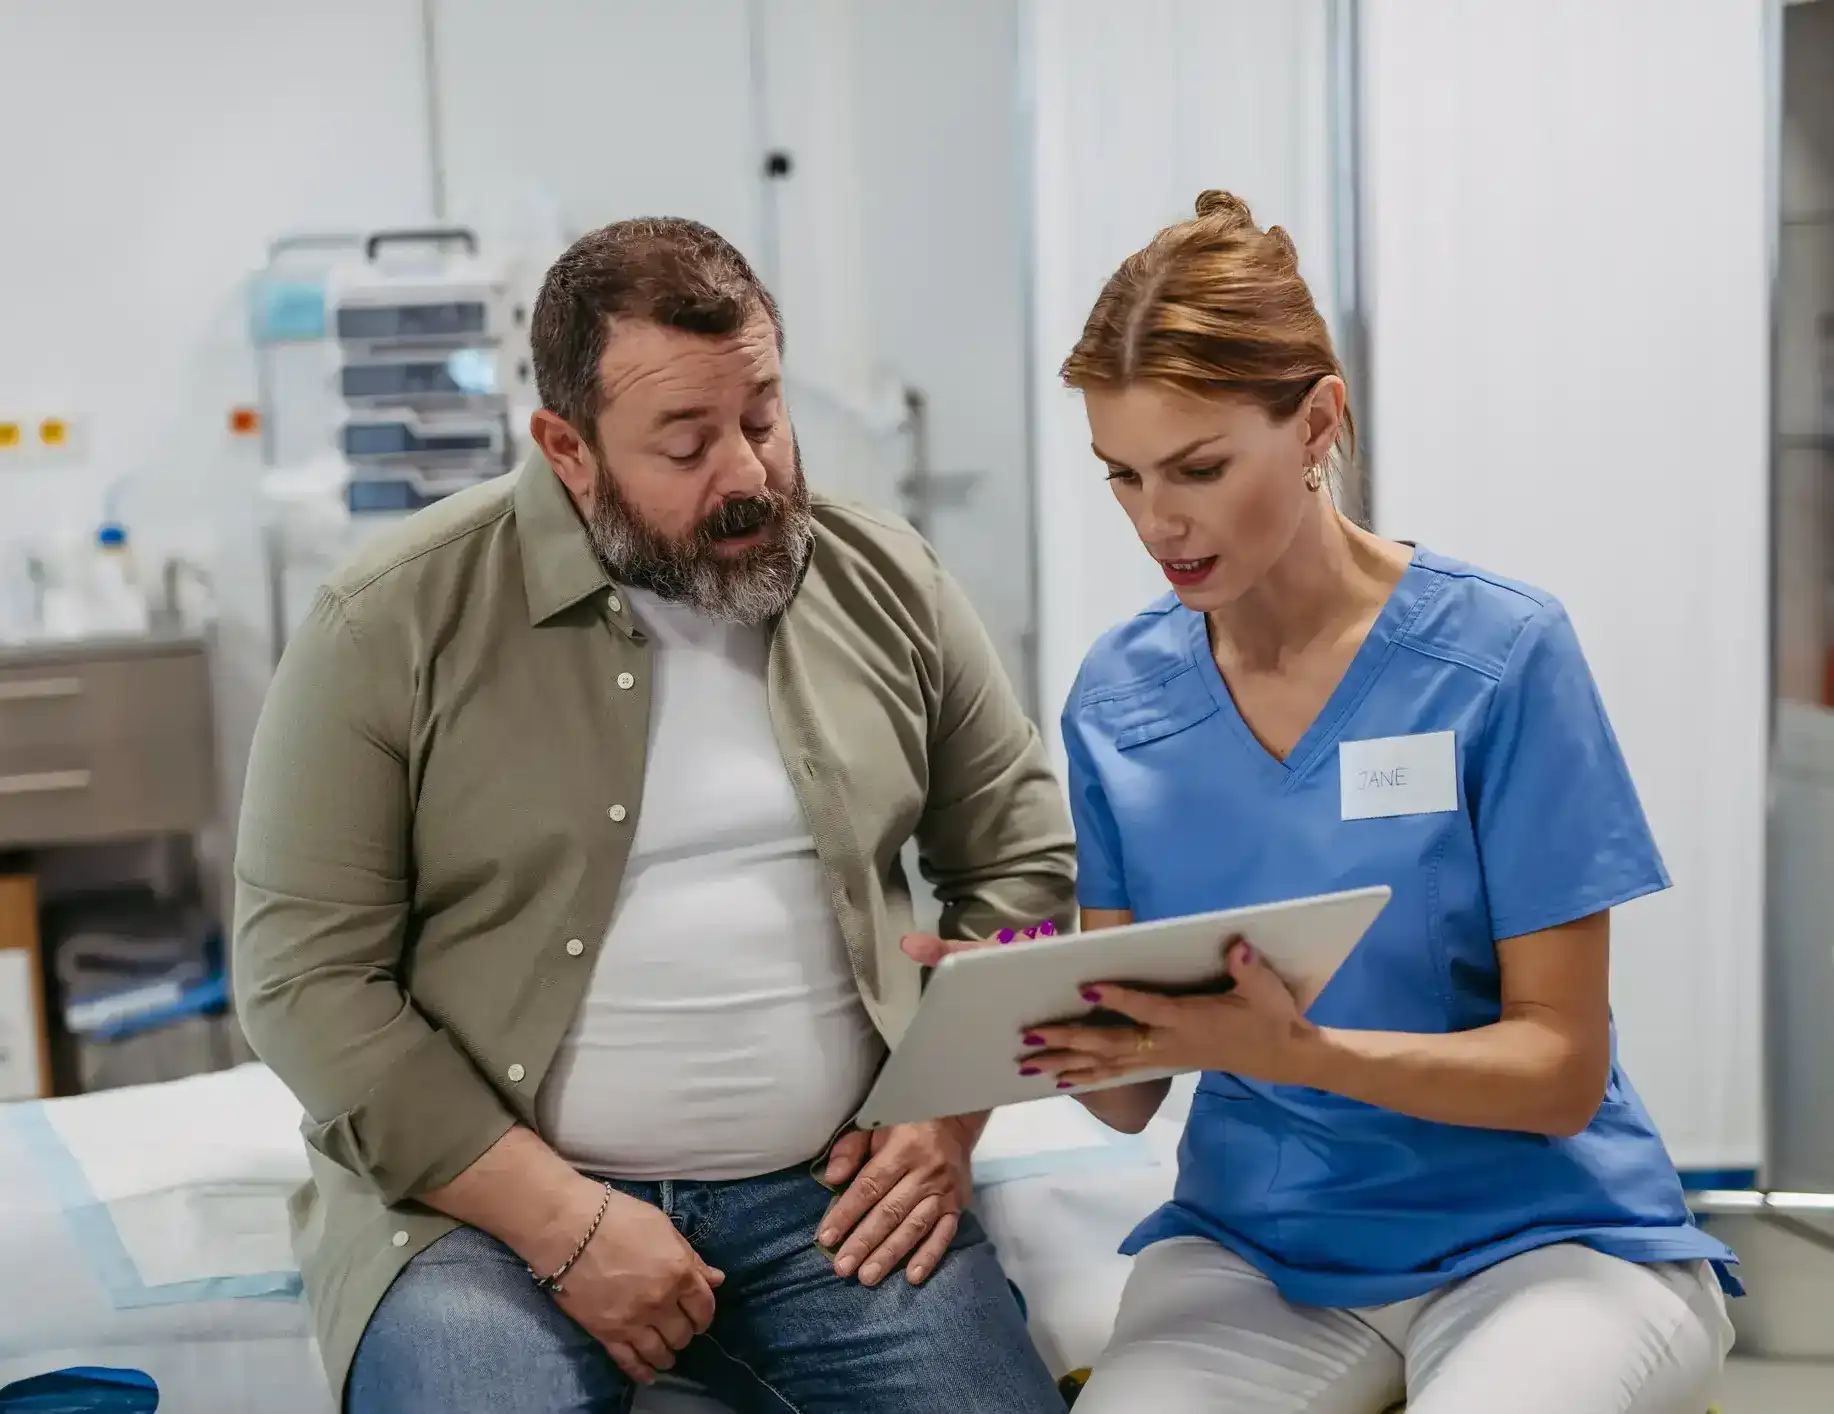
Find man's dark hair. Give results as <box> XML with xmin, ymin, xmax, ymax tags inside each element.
<box><xmin>530</xmin><ymin>217</ymin><xmax>784</xmax><ymax>438</ymax></box>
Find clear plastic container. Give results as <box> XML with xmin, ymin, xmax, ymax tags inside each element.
<box><xmin>88</xmin><ymin>523</ymin><xmax>150</xmax><ymax>636</ymax></box>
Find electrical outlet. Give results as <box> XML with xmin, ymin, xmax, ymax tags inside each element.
<box><xmin>0</xmin><ymin>411</ymin><xmax>86</xmax><ymax>467</ymax></box>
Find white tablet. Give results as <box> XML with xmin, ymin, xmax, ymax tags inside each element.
<box><xmin>853</xmin><ymin>885</ymin><xmax>1390</xmax><ymax>1130</ymax></box>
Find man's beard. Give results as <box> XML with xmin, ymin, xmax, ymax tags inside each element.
<box><xmin>584</xmin><ymin>440</ymin><xmax>814</xmax><ymax>625</ymax></box>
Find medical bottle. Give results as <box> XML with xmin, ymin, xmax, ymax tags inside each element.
<box><xmin>90</xmin><ymin>522</ymin><xmax>149</xmax><ymax>635</ymax></box>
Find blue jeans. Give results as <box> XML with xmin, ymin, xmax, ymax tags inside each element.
<box><xmin>346</xmin><ymin>1164</ymin><xmax>1065</xmax><ymax>1414</ymax></box>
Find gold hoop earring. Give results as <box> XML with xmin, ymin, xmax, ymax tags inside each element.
<box><xmin>1303</xmin><ymin>462</ymin><xmax>1325</xmax><ymax>492</ymax></box>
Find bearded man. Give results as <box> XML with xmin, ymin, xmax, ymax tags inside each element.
<box><xmin>233</xmin><ymin>217</ymin><xmax>1075</xmax><ymax>1414</ymax></box>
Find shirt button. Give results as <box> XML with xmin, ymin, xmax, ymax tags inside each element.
<box><xmin>608</xmin><ymin>804</ymin><xmax>627</xmax><ymax>822</ymax></box>
<box><xmin>608</xmin><ymin>593</ymin><xmax>622</xmax><ymax>613</ymax></box>
<box><xmin>617</xmin><ymin>671</ymin><xmax>635</xmax><ymax>690</ymax></box>
<box><xmin>566</xmin><ymin>938</ymin><xmax>585</xmax><ymax>957</ymax></box>
<box><xmin>507</xmin><ymin>1063</ymin><xmax>526</xmax><ymax>1084</ymax></box>
<box><xmin>391</xmin><ymin>1230</ymin><xmax>410</xmax><ymax>1248</ymax></box>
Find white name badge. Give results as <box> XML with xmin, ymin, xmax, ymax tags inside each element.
<box><xmin>1338</xmin><ymin>731</ymin><xmax>1458</xmax><ymax>821</ymax></box>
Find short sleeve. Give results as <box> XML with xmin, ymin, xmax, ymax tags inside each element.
<box><xmin>1061</xmin><ymin>696</ymin><xmax>1131</xmax><ymax>911</ymax></box>
<box><xmin>1472</xmin><ymin>601</ymin><xmax>1670</xmax><ymax>940</ymax></box>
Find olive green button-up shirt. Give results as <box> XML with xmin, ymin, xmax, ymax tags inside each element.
<box><xmin>232</xmin><ymin>454</ymin><xmax>1075</xmax><ymax>1395</ymax></box>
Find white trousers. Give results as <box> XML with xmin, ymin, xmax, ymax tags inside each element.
<box><xmin>1073</xmin><ymin>1238</ymin><xmax>1734</xmax><ymax>1414</ymax></box>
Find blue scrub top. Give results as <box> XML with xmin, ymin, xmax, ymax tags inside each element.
<box><xmin>1062</xmin><ymin>547</ymin><xmax>1738</xmax><ymax>1309</ymax></box>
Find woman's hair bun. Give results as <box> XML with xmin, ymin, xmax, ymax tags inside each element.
<box><xmin>1063</xmin><ymin>184</ymin><xmax>1356</xmax><ymax>469</ymax></box>
<box><xmin>1194</xmin><ymin>189</ymin><xmax>1256</xmax><ymax>231</ymax></box>
<box><xmin>1265</xmin><ymin>225</ymin><xmax>1301</xmax><ymax>274</ymax></box>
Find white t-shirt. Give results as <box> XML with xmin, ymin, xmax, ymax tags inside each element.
<box><xmin>537</xmin><ymin>586</ymin><xmax>885</xmax><ymax>1180</ymax></box>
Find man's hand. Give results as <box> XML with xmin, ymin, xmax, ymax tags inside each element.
<box><xmin>542</xmin><ymin>1185</ymin><xmax>726</xmax><ymax>1386</ymax></box>
<box><xmin>899</xmin><ymin>922</ymin><xmax>1055</xmax><ymax>970</ymax></box>
<box><xmin>817</xmin><ymin>1117</ymin><xmax>979</xmax><ymax>1287</ymax></box>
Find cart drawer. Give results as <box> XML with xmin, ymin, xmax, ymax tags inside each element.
<box><xmin>0</xmin><ymin>735</ymin><xmax>216</xmax><ymax>847</ymax></box>
<box><xmin>0</xmin><ymin>649</ymin><xmax>213</xmax><ymax>753</ymax></box>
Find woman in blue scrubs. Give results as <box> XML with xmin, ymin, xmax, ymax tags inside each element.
<box><xmin>1013</xmin><ymin>191</ymin><xmax>1734</xmax><ymax>1412</ymax></box>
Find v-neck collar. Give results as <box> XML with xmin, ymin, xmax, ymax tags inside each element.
<box><xmin>1186</xmin><ymin>546</ymin><xmax>1435</xmax><ymax>789</ymax></box>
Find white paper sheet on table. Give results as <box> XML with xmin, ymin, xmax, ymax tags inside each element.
<box><xmin>971</xmin><ymin>1092</ymin><xmax>1160</xmax><ymax>1186</ymax></box>
<box><xmin>973</xmin><ymin>1073</ymin><xmax>1195</xmax><ymax>1180</ymax></box>
<box><xmin>19</xmin><ymin>1058</ymin><xmax>1196</xmax><ymax>1327</ymax></box>
<box><xmin>26</xmin><ymin>1062</ymin><xmax>309</xmax><ymax>1294</ymax></box>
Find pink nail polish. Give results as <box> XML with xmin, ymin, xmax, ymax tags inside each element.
<box><xmin>997</xmin><ymin>928</ymin><xmax>1016</xmax><ymax>944</ymax></box>
<box><xmin>1022</xmin><ymin>1032</ymin><xmax>1045</xmax><ymax>1047</ymax></box>
<box><xmin>1056</xmin><ymin>1080</ymin><xmax>1074</xmax><ymax>1089</ymax></box>
<box><xmin>1019</xmin><ymin>1066</ymin><xmax>1040</xmax><ymax>1077</ymax></box>
<box><xmin>1038</xmin><ymin>921</ymin><xmax>1057</xmax><ymax>936</ymax></box>
<box><xmin>1081</xmin><ymin>987</ymin><xmax>1102</xmax><ymax>1004</ymax></box>
<box><xmin>1241</xmin><ymin>944</ymin><xmax>1256</xmax><ymax>964</ymax></box>
<box><xmin>1023</xmin><ymin>926</ymin><xmax>1038</xmax><ymax>939</ymax></box>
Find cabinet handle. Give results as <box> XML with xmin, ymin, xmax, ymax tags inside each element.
<box><xmin>0</xmin><ymin>770</ymin><xmax>91</xmax><ymax>796</ymax></box>
<box><xmin>0</xmin><ymin>677</ymin><xmax>83</xmax><ymax>703</ymax></box>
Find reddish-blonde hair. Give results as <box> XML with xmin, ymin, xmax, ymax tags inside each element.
<box><xmin>1061</xmin><ymin>190</ymin><xmax>1356</xmax><ymax>464</ymax></box>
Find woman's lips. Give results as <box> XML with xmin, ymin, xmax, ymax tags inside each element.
<box><xmin>1159</xmin><ymin>555</ymin><xmax>1218</xmax><ymax>588</ymax></box>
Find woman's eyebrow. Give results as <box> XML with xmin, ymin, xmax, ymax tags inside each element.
<box><xmin>1090</xmin><ymin>434</ymin><xmax>1228</xmax><ymax>469</ymax></box>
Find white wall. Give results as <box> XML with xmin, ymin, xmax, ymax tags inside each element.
<box><xmin>434</xmin><ymin>0</ymin><xmax>759</xmax><ymax>256</ymax></box>
<box><xmin>432</xmin><ymin>0</ymin><xmax>901</xmax><ymax>516</ymax></box>
<box><xmin>432</xmin><ymin>0</ymin><xmax>1037</xmax><ymax>692</ymax></box>
<box><xmin>0</xmin><ymin>0</ymin><xmax>1034</xmax><ymax>563</ymax></box>
<box><xmin>0</xmin><ymin>0</ymin><xmax>434</xmax><ymax>556</ymax></box>
<box><xmin>855</xmin><ymin>0</ymin><xmax>1034</xmax><ymax>698</ymax></box>
<box><xmin>0</xmin><ymin>0</ymin><xmax>439</xmax><ymax>894</ymax></box>
<box><xmin>1026</xmin><ymin>0</ymin><xmax>1336</xmax><ymax>755</ymax></box>
<box><xmin>1363</xmin><ymin>0</ymin><xmax>1771</xmax><ymax>1171</ymax></box>
<box><xmin>1</xmin><ymin>1</ymin><xmax>1048</xmax><ymax>950</ymax></box>
<box><xmin>751</xmin><ymin>0</ymin><xmax>928</xmax><ymax>525</ymax></box>
<box><xmin>5</xmin><ymin>1</ymin><xmax>1044</xmax><ymax>815</ymax></box>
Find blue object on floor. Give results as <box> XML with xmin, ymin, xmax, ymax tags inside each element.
<box><xmin>0</xmin><ymin>1367</ymin><xmax>158</xmax><ymax>1412</ymax></box>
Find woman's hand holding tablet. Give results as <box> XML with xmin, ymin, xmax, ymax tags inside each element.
<box><xmin>857</xmin><ymin>886</ymin><xmax>1390</xmax><ymax>1130</ymax></box>
<box><xmin>1012</xmin><ymin>939</ymin><xmax>1310</xmax><ymax>1090</ymax></box>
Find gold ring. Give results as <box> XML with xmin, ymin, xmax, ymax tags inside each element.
<box><xmin>1133</xmin><ymin>1030</ymin><xmax>1157</xmax><ymax>1055</ymax></box>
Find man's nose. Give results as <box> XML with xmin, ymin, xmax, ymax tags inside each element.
<box><xmin>710</xmin><ymin>433</ymin><xmax>771</xmax><ymax>498</ymax></box>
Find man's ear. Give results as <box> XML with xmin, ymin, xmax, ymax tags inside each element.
<box><xmin>530</xmin><ymin>409</ymin><xmax>597</xmax><ymax>504</ymax></box>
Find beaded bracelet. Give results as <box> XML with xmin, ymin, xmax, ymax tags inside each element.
<box><xmin>529</xmin><ymin>1181</ymin><xmax>615</xmax><ymax>1295</ymax></box>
